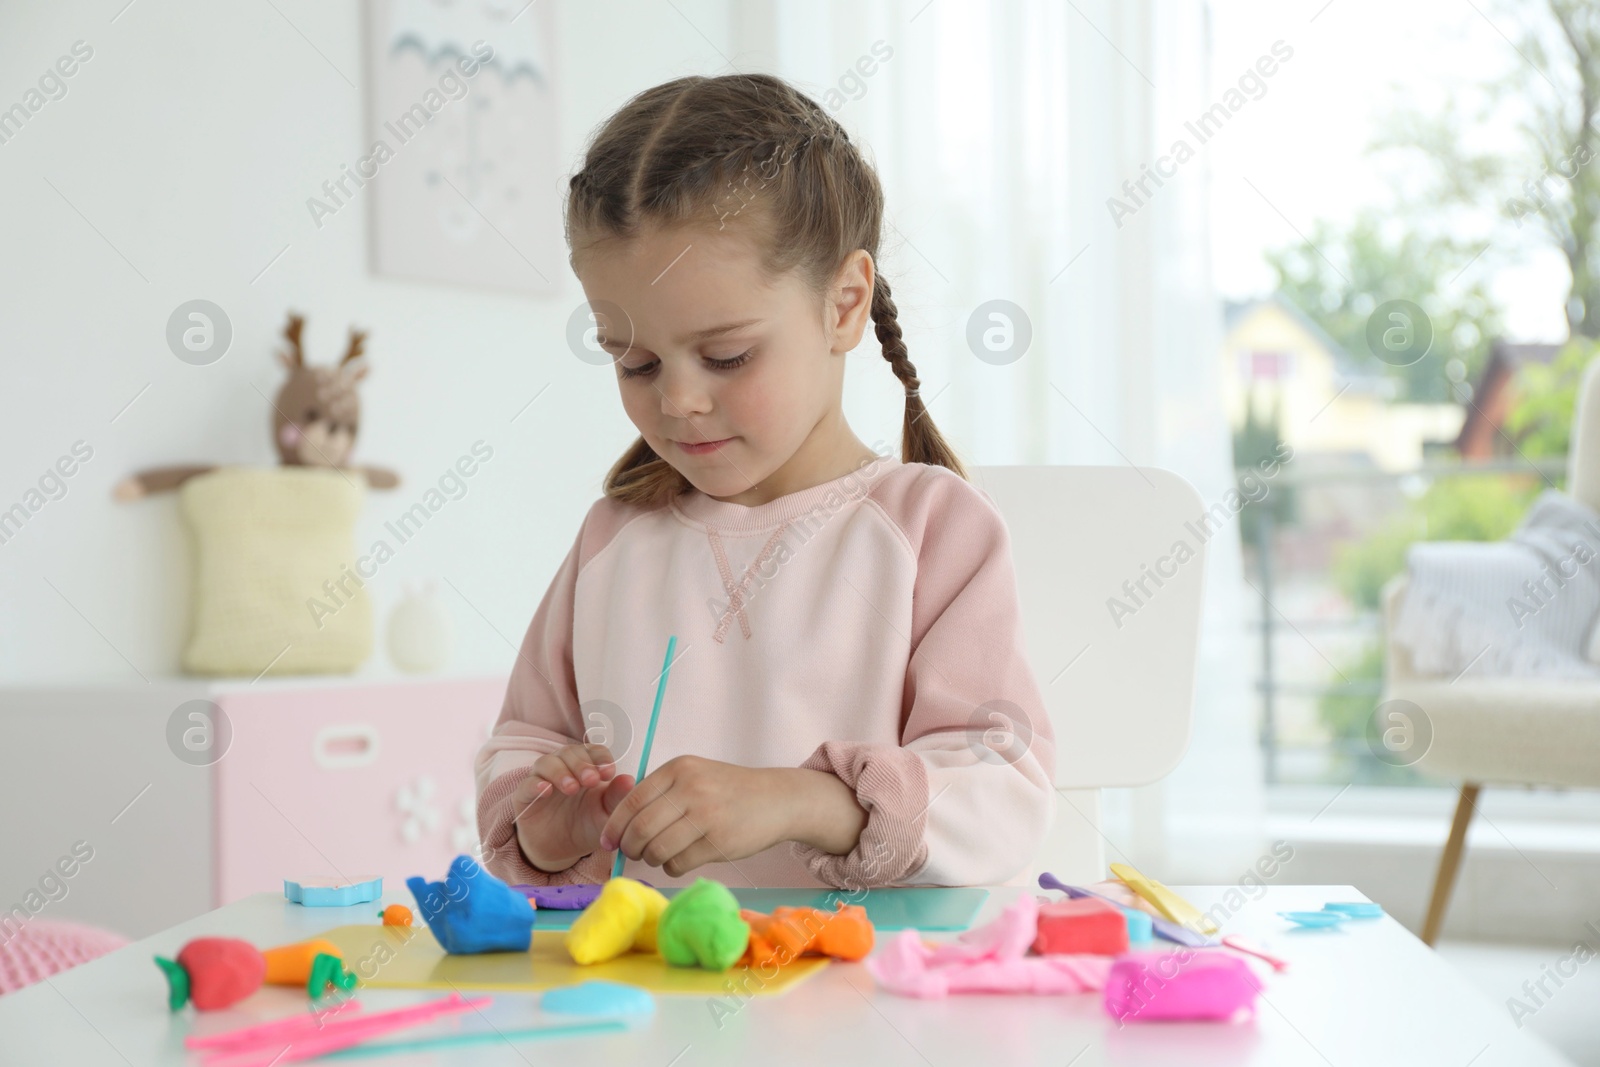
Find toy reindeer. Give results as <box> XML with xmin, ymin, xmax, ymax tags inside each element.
<box><xmin>115</xmin><ymin>313</ymin><xmax>400</xmax><ymax>499</ymax></box>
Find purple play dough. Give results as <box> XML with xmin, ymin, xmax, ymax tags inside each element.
<box><xmin>515</xmin><ymin>884</ymin><xmax>601</xmax><ymax>909</ymax></box>
<box><xmin>511</xmin><ymin>880</ymin><xmax>655</xmax><ymax>909</ymax></box>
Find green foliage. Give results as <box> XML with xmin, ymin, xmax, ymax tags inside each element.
<box><xmin>1314</xmin><ymin>640</ymin><xmax>1433</xmax><ymax>787</ymax></box>
<box><xmin>1329</xmin><ymin>521</ymin><xmax>1422</xmax><ymax>615</ymax></box>
<box><xmin>1317</xmin><ymin>640</ymin><xmax>1386</xmax><ymax>744</ymax></box>
<box><xmin>1367</xmin><ymin>0</ymin><xmax>1600</xmax><ymax>338</ymax></box>
<box><xmin>1505</xmin><ymin>337</ymin><xmax>1600</xmax><ymax>457</ymax></box>
<box><xmin>1263</xmin><ymin>210</ymin><xmax>1502</xmax><ymax>403</ymax></box>
<box><xmin>1331</xmin><ymin>476</ymin><xmax>1538</xmax><ymax>611</ymax></box>
<box><xmin>1231</xmin><ymin>395</ymin><xmax>1295</xmax><ymax>545</ymax></box>
<box><xmin>1312</xmin><ymin>639</ymin><xmax>1428</xmax><ymax>787</ymax></box>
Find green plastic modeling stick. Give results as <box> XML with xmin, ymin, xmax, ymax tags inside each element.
<box><xmin>613</xmin><ymin>634</ymin><xmax>677</xmax><ymax>879</ymax></box>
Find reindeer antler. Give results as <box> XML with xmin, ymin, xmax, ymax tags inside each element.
<box><xmin>282</xmin><ymin>313</ymin><xmax>305</xmax><ymax>368</ymax></box>
<box><xmin>341</xmin><ymin>328</ymin><xmax>367</xmax><ymax>366</ymax></box>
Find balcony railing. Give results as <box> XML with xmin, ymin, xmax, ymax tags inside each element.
<box><xmin>1242</xmin><ymin>455</ymin><xmax>1569</xmax><ymax>786</ymax></box>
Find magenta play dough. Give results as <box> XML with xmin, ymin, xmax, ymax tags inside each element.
<box><xmin>542</xmin><ymin>980</ymin><xmax>655</xmax><ymax>1016</ymax></box>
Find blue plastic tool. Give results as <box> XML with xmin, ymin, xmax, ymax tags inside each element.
<box><xmin>613</xmin><ymin>635</ymin><xmax>677</xmax><ymax>880</ymax></box>
<box><xmin>284</xmin><ymin>876</ymin><xmax>383</xmax><ymax>907</ymax></box>
<box><xmin>1278</xmin><ymin>910</ymin><xmax>1348</xmax><ymax>929</ymax></box>
<box><xmin>1323</xmin><ymin>901</ymin><xmax>1384</xmax><ymax>919</ymax></box>
<box><xmin>1121</xmin><ymin>903</ymin><xmax>1154</xmax><ymax>943</ymax></box>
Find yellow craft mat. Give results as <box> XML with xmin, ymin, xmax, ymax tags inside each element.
<box><xmin>317</xmin><ymin>925</ymin><xmax>830</xmax><ymax>996</ymax></box>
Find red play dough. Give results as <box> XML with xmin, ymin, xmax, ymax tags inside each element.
<box><xmin>178</xmin><ymin>938</ymin><xmax>267</xmax><ymax>1010</ymax></box>
<box><xmin>1032</xmin><ymin>897</ymin><xmax>1129</xmax><ymax>956</ymax></box>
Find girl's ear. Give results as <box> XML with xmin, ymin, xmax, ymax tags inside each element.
<box><xmin>829</xmin><ymin>249</ymin><xmax>875</xmax><ymax>353</ymax></box>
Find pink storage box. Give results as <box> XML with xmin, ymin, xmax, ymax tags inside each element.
<box><xmin>213</xmin><ymin>678</ymin><xmax>506</xmax><ymax>904</ymax></box>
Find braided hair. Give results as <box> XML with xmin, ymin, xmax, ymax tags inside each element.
<box><xmin>566</xmin><ymin>73</ymin><xmax>966</xmax><ymax>507</ymax></box>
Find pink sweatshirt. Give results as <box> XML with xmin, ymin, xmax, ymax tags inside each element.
<box><xmin>474</xmin><ymin>449</ymin><xmax>1056</xmax><ymax>890</ymax></box>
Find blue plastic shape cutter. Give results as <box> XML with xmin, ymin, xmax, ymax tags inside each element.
<box><xmin>1323</xmin><ymin>901</ymin><xmax>1384</xmax><ymax>919</ymax></box>
<box><xmin>1278</xmin><ymin>910</ymin><xmax>1348</xmax><ymax>929</ymax></box>
<box><xmin>407</xmin><ymin>854</ymin><xmax>536</xmax><ymax>954</ymax></box>
<box><xmin>283</xmin><ymin>876</ymin><xmax>383</xmax><ymax>907</ymax></box>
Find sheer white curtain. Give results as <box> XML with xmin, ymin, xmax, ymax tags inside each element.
<box><xmin>733</xmin><ymin>0</ymin><xmax>1263</xmax><ymax>881</ymax></box>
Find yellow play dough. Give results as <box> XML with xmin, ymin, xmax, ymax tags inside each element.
<box><xmin>564</xmin><ymin>878</ymin><xmax>669</xmax><ymax>965</ymax></box>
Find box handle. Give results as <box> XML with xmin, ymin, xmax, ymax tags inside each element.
<box><xmin>312</xmin><ymin>724</ymin><xmax>380</xmax><ymax>769</ymax></box>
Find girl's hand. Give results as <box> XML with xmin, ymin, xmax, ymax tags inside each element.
<box><xmin>510</xmin><ymin>743</ymin><xmax>635</xmax><ymax>873</ymax></box>
<box><xmin>597</xmin><ymin>756</ymin><xmax>800</xmax><ymax>878</ymax></box>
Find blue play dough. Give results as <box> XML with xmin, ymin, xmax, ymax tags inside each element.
<box><xmin>542</xmin><ymin>980</ymin><xmax>656</xmax><ymax>1017</ymax></box>
<box><xmin>406</xmin><ymin>854</ymin><xmax>536</xmax><ymax>954</ymax></box>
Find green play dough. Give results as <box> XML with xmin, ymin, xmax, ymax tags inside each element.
<box><xmin>654</xmin><ymin>879</ymin><xmax>751</xmax><ymax>972</ymax></box>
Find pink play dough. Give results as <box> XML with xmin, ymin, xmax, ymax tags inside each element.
<box><xmin>1103</xmin><ymin>949</ymin><xmax>1261</xmax><ymax>1022</ymax></box>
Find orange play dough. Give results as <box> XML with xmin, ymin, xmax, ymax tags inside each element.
<box><xmin>740</xmin><ymin>903</ymin><xmax>873</xmax><ymax>968</ymax></box>
<box><xmin>261</xmin><ymin>938</ymin><xmax>344</xmax><ymax>985</ymax></box>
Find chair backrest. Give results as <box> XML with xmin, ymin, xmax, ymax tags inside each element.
<box><xmin>1568</xmin><ymin>356</ymin><xmax>1600</xmax><ymax>514</ymax></box>
<box><xmin>970</xmin><ymin>465</ymin><xmax>1208</xmax><ymax>789</ymax></box>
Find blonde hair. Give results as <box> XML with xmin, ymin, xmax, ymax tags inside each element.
<box><xmin>565</xmin><ymin>73</ymin><xmax>967</xmax><ymax>508</ymax></box>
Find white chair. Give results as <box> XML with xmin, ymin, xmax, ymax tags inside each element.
<box><xmin>1381</xmin><ymin>357</ymin><xmax>1600</xmax><ymax>945</ymax></box>
<box><xmin>971</xmin><ymin>465</ymin><xmax>1208</xmax><ymax>884</ymax></box>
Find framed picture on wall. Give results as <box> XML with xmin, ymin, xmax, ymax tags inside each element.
<box><xmin>362</xmin><ymin>0</ymin><xmax>560</xmax><ymax>295</ymax></box>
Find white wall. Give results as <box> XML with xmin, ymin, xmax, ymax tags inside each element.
<box><xmin>0</xmin><ymin>0</ymin><xmax>849</xmax><ymax>684</ymax></box>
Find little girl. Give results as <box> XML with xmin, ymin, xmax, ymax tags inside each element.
<box><xmin>475</xmin><ymin>73</ymin><xmax>1054</xmax><ymax>891</ymax></box>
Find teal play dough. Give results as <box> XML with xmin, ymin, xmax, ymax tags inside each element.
<box><xmin>655</xmin><ymin>878</ymin><xmax>751</xmax><ymax>971</ymax></box>
<box><xmin>542</xmin><ymin>980</ymin><xmax>655</xmax><ymax>1016</ymax></box>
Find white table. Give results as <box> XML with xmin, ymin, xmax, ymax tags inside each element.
<box><xmin>0</xmin><ymin>885</ymin><xmax>1571</xmax><ymax>1066</ymax></box>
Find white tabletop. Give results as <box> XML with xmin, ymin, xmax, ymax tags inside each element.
<box><xmin>0</xmin><ymin>885</ymin><xmax>1571</xmax><ymax>1067</ymax></box>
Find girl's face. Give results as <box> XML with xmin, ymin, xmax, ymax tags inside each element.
<box><xmin>577</xmin><ymin>219</ymin><xmax>875</xmax><ymax>505</ymax></box>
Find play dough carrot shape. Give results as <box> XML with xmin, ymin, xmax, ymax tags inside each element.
<box><xmin>261</xmin><ymin>938</ymin><xmax>341</xmax><ymax>985</ymax></box>
<box><xmin>1109</xmin><ymin>862</ymin><xmax>1219</xmax><ymax>935</ymax></box>
<box><xmin>261</xmin><ymin>938</ymin><xmax>358</xmax><ymax>999</ymax></box>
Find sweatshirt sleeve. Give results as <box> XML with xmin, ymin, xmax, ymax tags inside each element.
<box><xmin>789</xmin><ymin>472</ymin><xmax>1057</xmax><ymax>889</ymax></box>
<box><xmin>474</xmin><ymin>507</ymin><xmax>617</xmax><ymax>886</ymax></box>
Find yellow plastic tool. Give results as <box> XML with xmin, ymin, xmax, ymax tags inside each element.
<box><xmin>1109</xmin><ymin>862</ymin><xmax>1219</xmax><ymax>935</ymax></box>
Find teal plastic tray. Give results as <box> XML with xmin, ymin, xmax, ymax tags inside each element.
<box><xmin>529</xmin><ymin>886</ymin><xmax>988</xmax><ymax>932</ymax></box>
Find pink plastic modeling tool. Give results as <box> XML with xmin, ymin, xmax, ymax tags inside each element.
<box><xmin>185</xmin><ymin>998</ymin><xmax>365</xmax><ymax>1049</ymax></box>
<box><xmin>198</xmin><ymin>994</ymin><xmax>489</xmax><ymax>1067</ymax></box>
<box><xmin>1221</xmin><ymin>935</ymin><xmax>1290</xmax><ymax>973</ymax></box>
